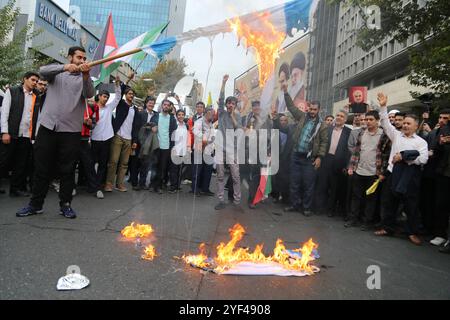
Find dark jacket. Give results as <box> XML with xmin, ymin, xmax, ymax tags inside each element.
<box><xmin>326</xmin><ymin>125</ymin><xmax>351</xmax><ymax>169</ymax></box>
<box><xmin>6</xmin><ymin>86</ymin><xmax>36</xmax><ymax>139</ymax></box>
<box><xmin>391</xmin><ymin>150</ymin><xmax>421</xmax><ymax>196</ymax></box>
<box><xmin>112</xmin><ymin>84</ymin><xmax>140</xmax><ymax>144</ymax></box>
<box><xmin>30</xmin><ymin>92</ymin><xmax>46</xmax><ymax>141</ymax></box>
<box><xmin>273</xmin><ymin>117</ymin><xmax>296</xmax><ymax>162</ymax></box>
<box><xmin>284</xmin><ymin>92</ymin><xmax>328</xmax><ymax>159</ymax></box>
<box><xmin>138</xmin><ymin>110</ymin><xmax>159</xmax><ymax>127</ymax></box>
<box><xmin>156</xmin><ymin>112</ymin><xmax>178</xmax><ymax>149</ymax></box>
<box><xmin>435</xmin><ymin>124</ymin><xmax>450</xmax><ymax>178</ymax></box>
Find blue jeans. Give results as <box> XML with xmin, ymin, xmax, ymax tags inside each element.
<box><xmin>289</xmin><ymin>152</ymin><xmax>317</xmax><ymax>211</ymax></box>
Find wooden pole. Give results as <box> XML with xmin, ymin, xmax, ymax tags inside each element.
<box><xmin>87</xmin><ymin>48</ymin><xmax>143</xmax><ymax>68</ymax></box>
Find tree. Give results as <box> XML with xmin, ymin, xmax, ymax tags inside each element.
<box><xmin>329</xmin><ymin>0</ymin><xmax>450</xmax><ymax>95</ymax></box>
<box><xmin>0</xmin><ymin>0</ymin><xmax>51</xmax><ymax>88</ymax></box>
<box><xmin>133</xmin><ymin>58</ymin><xmax>187</xmax><ymax>98</ymax></box>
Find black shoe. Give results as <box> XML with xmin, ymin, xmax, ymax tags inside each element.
<box><xmin>10</xmin><ymin>190</ymin><xmax>30</xmax><ymax>197</ymax></box>
<box><xmin>439</xmin><ymin>241</ymin><xmax>450</xmax><ymax>254</ymax></box>
<box><xmin>0</xmin><ymin>189</ymin><xmax>5</xmax><ymax>194</ymax></box>
<box><xmin>248</xmin><ymin>203</ymin><xmax>256</xmax><ymax>210</ymax></box>
<box><xmin>360</xmin><ymin>224</ymin><xmax>373</xmax><ymax>231</ymax></box>
<box><xmin>133</xmin><ymin>186</ymin><xmax>141</xmax><ymax>191</ymax></box>
<box><xmin>16</xmin><ymin>205</ymin><xmax>43</xmax><ymax>217</ymax></box>
<box><xmin>168</xmin><ymin>188</ymin><xmax>177</xmax><ymax>194</ymax></box>
<box><xmin>215</xmin><ymin>202</ymin><xmax>227</xmax><ymax>210</ymax></box>
<box><xmin>200</xmin><ymin>190</ymin><xmax>215</xmax><ymax>197</ymax></box>
<box><xmin>284</xmin><ymin>206</ymin><xmax>298</xmax><ymax>213</ymax></box>
<box><xmin>303</xmin><ymin>210</ymin><xmax>313</xmax><ymax>217</ymax></box>
<box><xmin>153</xmin><ymin>187</ymin><xmax>163</xmax><ymax>194</ymax></box>
<box><xmin>60</xmin><ymin>205</ymin><xmax>77</xmax><ymax>219</ymax></box>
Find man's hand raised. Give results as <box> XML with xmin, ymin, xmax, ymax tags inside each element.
<box><xmin>377</xmin><ymin>92</ymin><xmax>388</xmax><ymax>107</ymax></box>
<box><xmin>223</xmin><ymin>74</ymin><xmax>229</xmax><ymax>84</ymax></box>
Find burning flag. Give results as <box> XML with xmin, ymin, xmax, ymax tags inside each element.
<box><xmin>121</xmin><ymin>223</ymin><xmax>154</xmax><ymax>239</ymax></box>
<box><xmin>141</xmin><ymin>245</ymin><xmax>158</xmax><ymax>261</ymax></box>
<box><xmin>182</xmin><ymin>224</ymin><xmax>320</xmax><ymax>277</ymax></box>
<box><xmin>141</xmin><ymin>0</ymin><xmax>319</xmax><ymax>86</ymax></box>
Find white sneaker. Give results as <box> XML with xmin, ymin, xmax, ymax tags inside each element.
<box><xmin>430</xmin><ymin>237</ymin><xmax>447</xmax><ymax>246</ymax></box>
<box><xmin>96</xmin><ymin>190</ymin><xmax>104</xmax><ymax>199</ymax></box>
<box><xmin>72</xmin><ymin>189</ymin><xmax>77</xmax><ymax>197</ymax></box>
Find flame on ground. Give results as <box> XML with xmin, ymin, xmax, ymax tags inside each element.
<box><xmin>141</xmin><ymin>245</ymin><xmax>157</xmax><ymax>261</ymax></box>
<box><xmin>183</xmin><ymin>224</ymin><xmax>319</xmax><ymax>275</ymax></box>
<box><xmin>227</xmin><ymin>12</ymin><xmax>285</xmax><ymax>87</ymax></box>
<box><xmin>121</xmin><ymin>222</ymin><xmax>154</xmax><ymax>239</ymax></box>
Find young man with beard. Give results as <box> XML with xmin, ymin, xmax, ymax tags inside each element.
<box><xmin>282</xmin><ymin>82</ymin><xmax>328</xmax><ymax>217</ymax></box>
<box><xmin>105</xmin><ymin>77</ymin><xmax>141</xmax><ymax>193</ymax></box>
<box><xmin>16</xmin><ymin>47</ymin><xmax>95</xmax><ymax>219</ymax></box>
<box><xmin>215</xmin><ymin>75</ymin><xmax>242</xmax><ymax>210</ymax></box>
<box><xmin>0</xmin><ymin>72</ymin><xmax>40</xmax><ymax>197</ymax></box>
<box><xmin>152</xmin><ymin>99</ymin><xmax>177</xmax><ymax>194</ymax></box>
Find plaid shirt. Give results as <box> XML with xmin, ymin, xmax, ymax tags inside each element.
<box><xmin>349</xmin><ymin>128</ymin><xmax>384</xmax><ymax>176</ymax></box>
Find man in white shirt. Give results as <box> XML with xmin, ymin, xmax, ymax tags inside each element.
<box><xmin>169</xmin><ymin>109</ymin><xmax>189</xmax><ymax>193</ymax></box>
<box><xmin>0</xmin><ymin>72</ymin><xmax>39</xmax><ymax>197</ymax></box>
<box><xmin>375</xmin><ymin>93</ymin><xmax>428</xmax><ymax>245</ymax></box>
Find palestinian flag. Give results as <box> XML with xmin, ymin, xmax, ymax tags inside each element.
<box><xmin>252</xmin><ymin>167</ymin><xmax>272</xmax><ymax>206</ymax></box>
<box><xmin>92</xmin><ymin>13</ymin><xmax>118</xmax><ymax>83</ymax></box>
<box><xmin>94</xmin><ymin>23</ymin><xmax>169</xmax><ymax>87</ymax></box>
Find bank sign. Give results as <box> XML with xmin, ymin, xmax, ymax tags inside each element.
<box><xmin>38</xmin><ymin>2</ymin><xmax>78</xmax><ymax>42</ymax></box>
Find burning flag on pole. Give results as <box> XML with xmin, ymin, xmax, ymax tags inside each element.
<box><xmin>182</xmin><ymin>224</ymin><xmax>320</xmax><ymax>277</ymax></box>
<box><xmin>141</xmin><ymin>0</ymin><xmax>319</xmax><ymax>87</ymax></box>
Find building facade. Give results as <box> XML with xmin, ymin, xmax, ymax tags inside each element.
<box><xmin>2</xmin><ymin>0</ymin><xmax>100</xmax><ymax>64</ymax></box>
<box><xmin>306</xmin><ymin>0</ymin><xmax>340</xmax><ymax>116</ymax></box>
<box><xmin>69</xmin><ymin>0</ymin><xmax>186</xmax><ymax>73</ymax></box>
<box><xmin>332</xmin><ymin>1</ymin><xmax>429</xmax><ymax>113</ymax></box>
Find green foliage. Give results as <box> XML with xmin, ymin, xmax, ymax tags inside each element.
<box><xmin>133</xmin><ymin>58</ymin><xmax>187</xmax><ymax>98</ymax></box>
<box><xmin>328</xmin><ymin>0</ymin><xmax>450</xmax><ymax>94</ymax></box>
<box><xmin>0</xmin><ymin>0</ymin><xmax>52</xmax><ymax>88</ymax></box>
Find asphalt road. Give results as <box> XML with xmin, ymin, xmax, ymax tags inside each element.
<box><xmin>0</xmin><ymin>182</ymin><xmax>449</xmax><ymax>300</ymax></box>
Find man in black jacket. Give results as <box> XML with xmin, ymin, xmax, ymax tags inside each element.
<box><xmin>0</xmin><ymin>71</ymin><xmax>40</xmax><ymax>197</ymax></box>
<box><xmin>132</xmin><ymin>96</ymin><xmax>159</xmax><ymax>191</ymax></box>
<box><xmin>105</xmin><ymin>83</ymin><xmax>141</xmax><ymax>192</ymax></box>
<box><xmin>315</xmin><ymin>110</ymin><xmax>351</xmax><ymax>217</ymax></box>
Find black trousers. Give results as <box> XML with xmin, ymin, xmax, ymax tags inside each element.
<box><xmin>170</xmin><ymin>156</ymin><xmax>184</xmax><ymax>190</ymax></box>
<box><xmin>30</xmin><ymin>126</ymin><xmax>81</xmax><ymax>208</ymax></box>
<box><xmin>91</xmin><ymin>139</ymin><xmax>111</xmax><ymax>186</ymax></box>
<box><xmin>79</xmin><ymin>140</ymin><xmax>100</xmax><ymax>192</ymax></box>
<box><xmin>419</xmin><ymin>176</ymin><xmax>436</xmax><ymax>234</ymax></box>
<box><xmin>192</xmin><ymin>162</ymin><xmax>213</xmax><ymax>193</ymax></box>
<box><xmin>0</xmin><ymin>137</ymin><xmax>32</xmax><ymax>193</ymax></box>
<box><xmin>138</xmin><ymin>157</ymin><xmax>157</xmax><ymax>187</ymax></box>
<box><xmin>153</xmin><ymin>149</ymin><xmax>171</xmax><ymax>189</ymax></box>
<box><xmin>381</xmin><ymin>172</ymin><xmax>421</xmax><ymax>235</ymax></box>
<box><xmin>128</xmin><ymin>148</ymin><xmax>141</xmax><ymax>187</ymax></box>
<box><xmin>315</xmin><ymin>154</ymin><xmax>348</xmax><ymax>213</ymax></box>
<box><xmin>349</xmin><ymin>174</ymin><xmax>379</xmax><ymax>224</ymax></box>
<box><xmin>433</xmin><ymin>175</ymin><xmax>450</xmax><ymax>238</ymax></box>
<box><xmin>241</xmin><ymin>164</ymin><xmax>261</xmax><ymax>203</ymax></box>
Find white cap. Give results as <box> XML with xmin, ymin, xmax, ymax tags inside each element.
<box><xmin>388</xmin><ymin>109</ymin><xmax>400</xmax><ymax>115</ymax></box>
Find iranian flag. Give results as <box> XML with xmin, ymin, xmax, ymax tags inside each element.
<box><xmin>92</xmin><ymin>13</ymin><xmax>118</xmax><ymax>83</ymax></box>
<box><xmin>252</xmin><ymin>166</ymin><xmax>272</xmax><ymax>206</ymax></box>
<box><xmin>94</xmin><ymin>22</ymin><xmax>169</xmax><ymax>86</ymax></box>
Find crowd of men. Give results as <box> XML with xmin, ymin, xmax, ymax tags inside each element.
<box><xmin>0</xmin><ymin>46</ymin><xmax>449</xmax><ymax>254</ymax></box>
